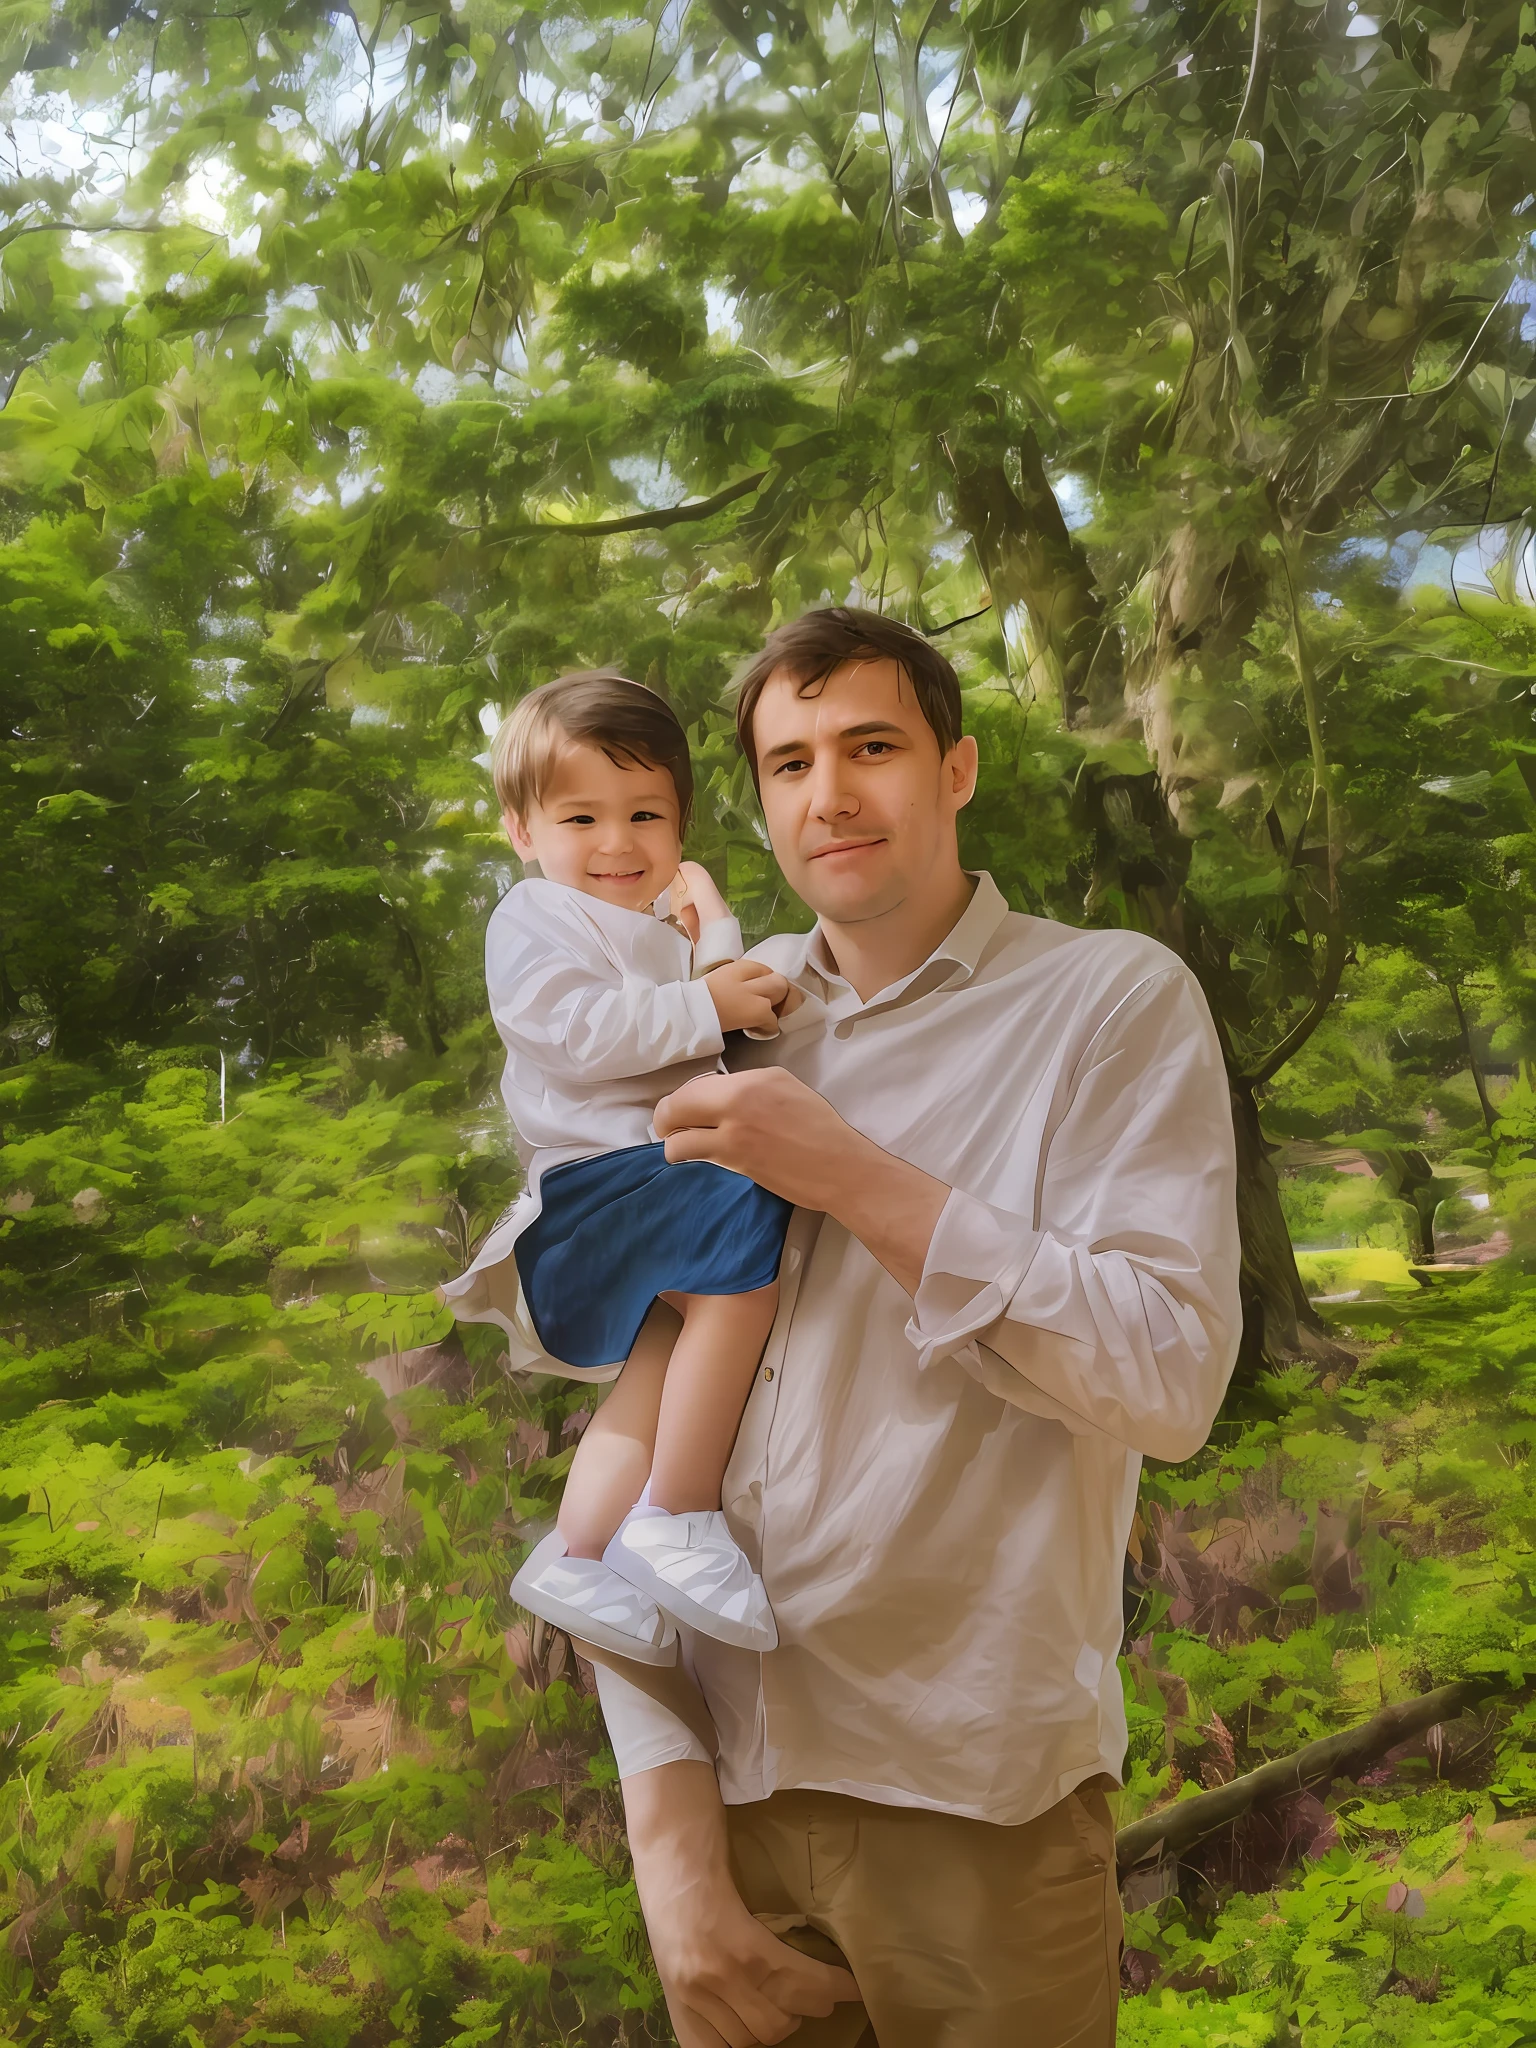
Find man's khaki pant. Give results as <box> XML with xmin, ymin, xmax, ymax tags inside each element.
<box><xmin>723</xmin><ymin>1778</ymin><xmax>1122</xmax><ymax>2047</ymax></box>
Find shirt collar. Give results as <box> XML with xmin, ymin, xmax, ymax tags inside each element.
<box><xmin>800</xmin><ymin>870</ymin><xmax>1008</xmax><ymax>1011</ymax></box>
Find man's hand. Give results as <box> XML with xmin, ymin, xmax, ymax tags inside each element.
<box><xmin>704</xmin><ymin>959</ymin><xmax>790</xmax><ymax>1036</ymax></box>
<box><xmin>623</xmin><ymin>1761</ymin><xmax>861</xmax><ymax>2047</ymax></box>
<box><xmin>653</xmin><ymin>1069</ymin><xmax>951</xmax><ymax>1296</ymax></box>
<box><xmin>655</xmin><ymin>1068</ymin><xmax>860</xmax><ymax>1210</ymax></box>
<box><xmin>659</xmin><ymin>1900</ymin><xmax>860</xmax><ymax>2048</ymax></box>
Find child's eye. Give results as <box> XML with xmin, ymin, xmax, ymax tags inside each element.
<box><xmin>631</xmin><ymin>809</ymin><xmax>664</xmax><ymax>822</ymax></box>
<box><xmin>562</xmin><ymin>813</ymin><xmax>596</xmax><ymax>825</ymax></box>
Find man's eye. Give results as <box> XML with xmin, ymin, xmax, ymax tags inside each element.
<box><xmin>773</xmin><ymin>757</ymin><xmax>811</xmax><ymax>776</ymax></box>
<box><xmin>857</xmin><ymin>741</ymin><xmax>894</xmax><ymax>758</ymax></box>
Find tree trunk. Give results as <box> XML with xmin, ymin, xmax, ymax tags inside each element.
<box><xmin>389</xmin><ymin>907</ymin><xmax>447</xmax><ymax>1058</ymax></box>
<box><xmin>1446</xmin><ymin>979</ymin><xmax>1499</xmax><ymax>1142</ymax></box>
<box><xmin>1116</xmin><ymin>1677</ymin><xmax>1504</xmax><ymax>1871</ymax></box>
<box><xmin>1229</xmin><ymin>1071</ymin><xmax>1347</xmax><ymax>1377</ymax></box>
<box><xmin>947</xmin><ymin>421</ymin><xmax>1340</xmax><ymax>1379</ymax></box>
<box><xmin>942</xmin><ymin>408</ymin><xmax>1114</xmax><ymax>723</ymax></box>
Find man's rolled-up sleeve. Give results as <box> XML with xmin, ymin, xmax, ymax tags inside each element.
<box><xmin>906</xmin><ymin>966</ymin><xmax>1242</xmax><ymax>1463</ymax></box>
<box><xmin>587</xmin><ymin>1645</ymin><xmax>719</xmax><ymax>1777</ymax></box>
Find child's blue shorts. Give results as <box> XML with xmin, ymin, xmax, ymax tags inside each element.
<box><xmin>514</xmin><ymin>1141</ymin><xmax>793</xmax><ymax>1369</ymax></box>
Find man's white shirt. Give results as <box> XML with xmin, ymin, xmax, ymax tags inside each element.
<box><xmin>583</xmin><ymin>872</ymin><xmax>1242</xmax><ymax>1825</ymax></box>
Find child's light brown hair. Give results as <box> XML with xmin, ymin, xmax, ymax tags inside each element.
<box><xmin>490</xmin><ymin>670</ymin><xmax>695</xmax><ymax>832</ymax></box>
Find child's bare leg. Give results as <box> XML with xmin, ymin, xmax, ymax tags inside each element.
<box><xmin>558</xmin><ymin>1300</ymin><xmax>680</xmax><ymax>1559</ymax></box>
<box><xmin>647</xmin><ymin>1284</ymin><xmax>779</xmax><ymax>1515</ymax></box>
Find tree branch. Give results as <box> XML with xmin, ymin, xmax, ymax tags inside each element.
<box><xmin>929</xmin><ymin>601</ymin><xmax>993</xmax><ymax>635</ymax></box>
<box><xmin>1245</xmin><ymin>918</ymin><xmax>1349</xmax><ymax>1088</ymax></box>
<box><xmin>1115</xmin><ymin>1678</ymin><xmax>1507</xmax><ymax>1873</ymax></box>
<box><xmin>1446</xmin><ymin>977</ymin><xmax>1499</xmax><ymax>1141</ymax></box>
<box><xmin>490</xmin><ymin>470</ymin><xmax>767</xmax><ymax>540</ymax></box>
<box><xmin>0</xmin><ymin>221</ymin><xmax>166</xmax><ymax>253</ymax></box>
<box><xmin>941</xmin><ymin>417</ymin><xmax>1109</xmax><ymax>721</ymax></box>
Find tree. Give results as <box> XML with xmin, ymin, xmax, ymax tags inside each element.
<box><xmin>934</xmin><ymin>0</ymin><xmax>1536</xmax><ymax>1366</ymax></box>
<box><xmin>6</xmin><ymin>6</ymin><xmax>1536</xmax><ymax>2037</ymax></box>
<box><xmin>12</xmin><ymin>0</ymin><xmax>1536</xmax><ymax>1373</ymax></box>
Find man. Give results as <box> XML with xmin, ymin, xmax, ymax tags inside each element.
<box><xmin>459</xmin><ymin>607</ymin><xmax>1241</xmax><ymax>2044</ymax></box>
<box><xmin>584</xmin><ymin>608</ymin><xmax>1242</xmax><ymax>2046</ymax></box>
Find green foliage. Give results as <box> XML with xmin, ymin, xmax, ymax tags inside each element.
<box><xmin>5</xmin><ymin>0</ymin><xmax>1536</xmax><ymax>2041</ymax></box>
<box><xmin>1122</xmin><ymin>1833</ymin><xmax>1536</xmax><ymax>2047</ymax></box>
<box><xmin>0</xmin><ymin>1050</ymin><xmax>658</xmax><ymax>2042</ymax></box>
<box><xmin>1119</xmin><ymin>1267</ymin><xmax>1536</xmax><ymax>2037</ymax></box>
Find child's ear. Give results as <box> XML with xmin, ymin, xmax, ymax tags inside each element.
<box><xmin>503</xmin><ymin>808</ymin><xmax>535</xmax><ymax>859</ymax></box>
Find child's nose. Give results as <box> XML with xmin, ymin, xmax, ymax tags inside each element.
<box><xmin>596</xmin><ymin>824</ymin><xmax>636</xmax><ymax>860</ymax></box>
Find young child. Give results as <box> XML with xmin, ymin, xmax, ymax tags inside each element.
<box><xmin>475</xmin><ymin>669</ymin><xmax>801</xmax><ymax>1665</ymax></box>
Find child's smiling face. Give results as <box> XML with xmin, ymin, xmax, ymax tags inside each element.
<box><xmin>503</xmin><ymin>737</ymin><xmax>684</xmax><ymax>913</ymax></box>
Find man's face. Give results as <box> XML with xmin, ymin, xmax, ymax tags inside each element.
<box><xmin>750</xmin><ymin>657</ymin><xmax>978</xmax><ymax>924</ymax></box>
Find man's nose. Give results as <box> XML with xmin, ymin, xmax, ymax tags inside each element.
<box><xmin>806</xmin><ymin>751</ymin><xmax>857</xmax><ymax>823</ymax></box>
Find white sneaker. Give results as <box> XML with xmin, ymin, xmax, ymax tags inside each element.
<box><xmin>511</xmin><ymin>1531</ymin><xmax>678</xmax><ymax>1666</ymax></box>
<box><xmin>604</xmin><ymin>1509</ymin><xmax>778</xmax><ymax>1653</ymax></box>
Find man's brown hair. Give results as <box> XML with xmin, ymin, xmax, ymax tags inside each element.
<box><xmin>732</xmin><ymin>607</ymin><xmax>964</xmax><ymax>784</ymax></box>
<box><xmin>490</xmin><ymin>670</ymin><xmax>694</xmax><ymax>832</ymax></box>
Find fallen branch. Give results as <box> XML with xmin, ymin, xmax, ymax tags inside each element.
<box><xmin>1115</xmin><ymin>1678</ymin><xmax>1506</xmax><ymax>1872</ymax></box>
<box><xmin>493</xmin><ymin>469</ymin><xmax>768</xmax><ymax>540</ymax></box>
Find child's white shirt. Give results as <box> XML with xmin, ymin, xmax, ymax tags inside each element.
<box><xmin>447</xmin><ymin>877</ymin><xmax>826</xmax><ymax>1372</ymax></box>
<box><xmin>486</xmin><ymin>876</ymin><xmax>743</xmax><ymax>1186</ymax></box>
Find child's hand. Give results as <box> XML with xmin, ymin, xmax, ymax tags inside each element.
<box><xmin>775</xmin><ymin>985</ymin><xmax>804</xmax><ymax>1019</ymax></box>
<box><xmin>704</xmin><ymin>958</ymin><xmax>790</xmax><ymax>1035</ymax></box>
<box><xmin>668</xmin><ymin>872</ymin><xmax>701</xmax><ymax>945</ymax></box>
<box><xmin>672</xmin><ymin>860</ymin><xmax>731</xmax><ymax>932</ymax></box>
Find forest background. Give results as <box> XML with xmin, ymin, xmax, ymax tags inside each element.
<box><xmin>6</xmin><ymin>0</ymin><xmax>1536</xmax><ymax>2042</ymax></box>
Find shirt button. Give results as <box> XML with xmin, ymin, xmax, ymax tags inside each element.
<box><xmin>763</xmin><ymin>1366</ymin><xmax>775</xmax><ymax>1382</ymax></box>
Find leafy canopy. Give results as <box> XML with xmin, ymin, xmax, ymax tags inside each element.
<box><xmin>5</xmin><ymin>0</ymin><xmax>1536</xmax><ymax>2041</ymax></box>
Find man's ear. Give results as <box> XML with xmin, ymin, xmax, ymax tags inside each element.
<box><xmin>948</xmin><ymin>734</ymin><xmax>980</xmax><ymax>811</ymax></box>
<box><xmin>503</xmin><ymin>807</ymin><xmax>536</xmax><ymax>859</ymax></box>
